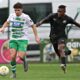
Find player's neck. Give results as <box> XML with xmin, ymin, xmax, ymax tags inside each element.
<box><xmin>16</xmin><ymin>13</ymin><xmax>22</xmax><ymax>16</ymax></box>
<box><xmin>58</xmin><ymin>14</ymin><xmax>65</xmax><ymax>18</ymax></box>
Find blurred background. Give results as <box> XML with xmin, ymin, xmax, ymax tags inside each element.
<box><xmin>0</xmin><ymin>0</ymin><xmax>80</xmax><ymax>64</ymax></box>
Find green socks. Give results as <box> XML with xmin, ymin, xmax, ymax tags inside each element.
<box><xmin>10</xmin><ymin>61</ymin><xmax>16</xmax><ymax>73</ymax></box>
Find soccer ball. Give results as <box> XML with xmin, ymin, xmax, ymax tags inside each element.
<box><xmin>0</xmin><ymin>66</ymin><xmax>9</xmax><ymax>76</ymax></box>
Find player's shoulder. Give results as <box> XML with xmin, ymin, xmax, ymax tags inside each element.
<box><xmin>53</xmin><ymin>13</ymin><xmax>57</xmax><ymax>15</ymax></box>
<box><xmin>65</xmin><ymin>14</ymin><xmax>73</xmax><ymax>20</ymax></box>
<box><xmin>49</xmin><ymin>13</ymin><xmax>56</xmax><ymax>16</ymax></box>
<box><xmin>22</xmin><ymin>13</ymin><xmax>30</xmax><ymax>18</ymax></box>
<box><xmin>9</xmin><ymin>13</ymin><xmax>15</xmax><ymax>17</ymax></box>
<box><xmin>48</xmin><ymin>13</ymin><xmax>57</xmax><ymax>18</ymax></box>
<box><xmin>64</xmin><ymin>15</ymin><xmax>74</xmax><ymax>23</ymax></box>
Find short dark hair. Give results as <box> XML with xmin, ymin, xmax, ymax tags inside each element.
<box><xmin>13</xmin><ymin>2</ymin><xmax>23</xmax><ymax>9</ymax></box>
<box><xmin>58</xmin><ymin>5</ymin><xmax>66</xmax><ymax>9</ymax></box>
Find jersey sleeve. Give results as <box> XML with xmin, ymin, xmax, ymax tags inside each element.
<box><xmin>68</xmin><ymin>17</ymin><xmax>80</xmax><ymax>27</ymax></box>
<box><xmin>36</xmin><ymin>13</ymin><xmax>53</xmax><ymax>26</ymax></box>
<box><xmin>40</xmin><ymin>13</ymin><xmax>53</xmax><ymax>23</ymax></box>
<box><xmin>26</xmin><ymin>15</ymin><xmax>34</xmax><ymax>27</ymax></box>
<box><xmin>68</xmin><ymin>17</ymin><xmax>75</xmax><ymax>24</ymax></box>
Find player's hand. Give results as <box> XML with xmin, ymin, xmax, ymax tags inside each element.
<box><xmin>35</xmin><ymin>36</ymin><xmax>40</xmax><ymax>44</ymax></box>
<box><xmin>0</xmin><ymin>28</ymin><xmax>4</xmax><ymax>33</ymax></box>
<box><xmin>36</xmin><ymin>21</ymin><xmax>42</xmax><ymax>27</ymax></box>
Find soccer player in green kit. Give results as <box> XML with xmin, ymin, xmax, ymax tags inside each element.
<box><xmin>0</xmin><ymin>2</ymin><xmax>40</xmax><ymax>78</ymax></box>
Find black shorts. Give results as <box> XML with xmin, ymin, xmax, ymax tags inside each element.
<box><xmin>50</xmin><ymin>37</ymin><xmax>66</xmax><ymax>45</ymax></box>
<box><xmin>50</xmin><ymin>37</ymin><xmax>71</xmax><ymax>56</ymax></box>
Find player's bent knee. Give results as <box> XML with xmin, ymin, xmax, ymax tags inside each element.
<box><xmin>18</xmin><ymin>52</ymin><xmax>26</xmax><ymax>59</ymax></box>
<box><xmin>10</xmin><ymin>51</ymin><xmax>17</xmax><ymax>60</ymax></box>
<box><xmin>11</xmin><ymin>55</ymin><xmax>16</xmax><ymax>61</ymax></box>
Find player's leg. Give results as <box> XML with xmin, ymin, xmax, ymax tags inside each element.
<box><xmin>52</xmin><ymin>43</ymin><xmax>60</xmax><ymax>58</ymax></box>
<box><xmin>65</xmin><ymin>47</ymin><xmax>71</xmax><ymax>56</ymax></box>
<box><xmin>50</xmin><ymin>37</ymin><xmax>67</xmax><ymax>73</ymax></box>
<box><xmin>18</xmin><ymin>51</ymin><xmax>28</xmax><ymax>72</ymax></box>
<box><xmin>10</xmin><ymin>49</ymin><xmax>17</xmax><ymax>78</ymax></box>
<box><xmin>58</xmin><ymin>39</ymin><xmax>67</xmax><ymax>73</ymax></box>
<box><xmin>17</xmin><ymin>40</ymin><xmax>28</xmax><ymax>72</ymax></box>
<box><xmin>52</xmin><ymin>42</ymin><xmax>66</xmax><ymax>71</ymax></box>
<box><xmin>9</xmin><ymin>40</ymin><xmax>17</xmax><ymax>78</ymax></box>
<box><xmin>50</xmin><ymin>37</ymin><xmax>60</xmax><ymax>58</ymax></box>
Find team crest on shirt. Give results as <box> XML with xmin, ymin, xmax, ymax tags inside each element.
<box><xmin>63</xmin><ymin>20</ymin><xmax>67</xmax><ymax>24</ymax></box>
<box><xmin>53</xmin><ymin>18</ymin><xmax>56</xmax><ymax>21</ymax></box>
<box><xmin>23</xmin><ymin>19</ymin><xmax>25</xmax><ymax>21</ymax></box>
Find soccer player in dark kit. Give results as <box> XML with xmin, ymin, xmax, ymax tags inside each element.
<box><xmin>36</xmin><ymin>5</ymin><xmax>80</xmax><ymax>73</ymax></box>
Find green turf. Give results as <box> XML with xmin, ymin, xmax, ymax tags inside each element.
<box><xmin>0</xmin><ymin>63</ymin><xmax>80</xmax><ymax>80</ymax></box>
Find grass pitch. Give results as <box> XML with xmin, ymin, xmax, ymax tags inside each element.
<box><xmin>0</xmin><ymin>63</ymin><xmax>80</xmax><ymax>80</ymax></box>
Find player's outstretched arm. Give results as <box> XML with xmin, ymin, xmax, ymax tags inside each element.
<box><xmin>0</xmin><ymin>21</ymin><xmax>9</xmax><ymax>32</ymax></box>
<box><xmin>36</xmin><ymin>18</ymin><xmax>48</xmax><ymax>27</ymax></box>
<box><xmin>31</xmin><ymin>24</ymin><xmax>40</xmax><ymax>44</ymax></box>
<box><xmin>36</xmin><ymin>13</ymin><xmax>53</xmax><ymax>27</ymax></box>
<box><xmin>68</xmin><ymin>17</ymin><xmax>80</xmax><ymax>28</ymax></box>
<box><xmin>74</xmin><ymin>21</ymin><xmax>80</xmax><ymax>28</ymax></box>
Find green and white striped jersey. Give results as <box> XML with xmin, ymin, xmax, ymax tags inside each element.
<box><xmin>7</xmin><ymin>13</ymin><xmax>34</xmax><ymax>40</ymax></box>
